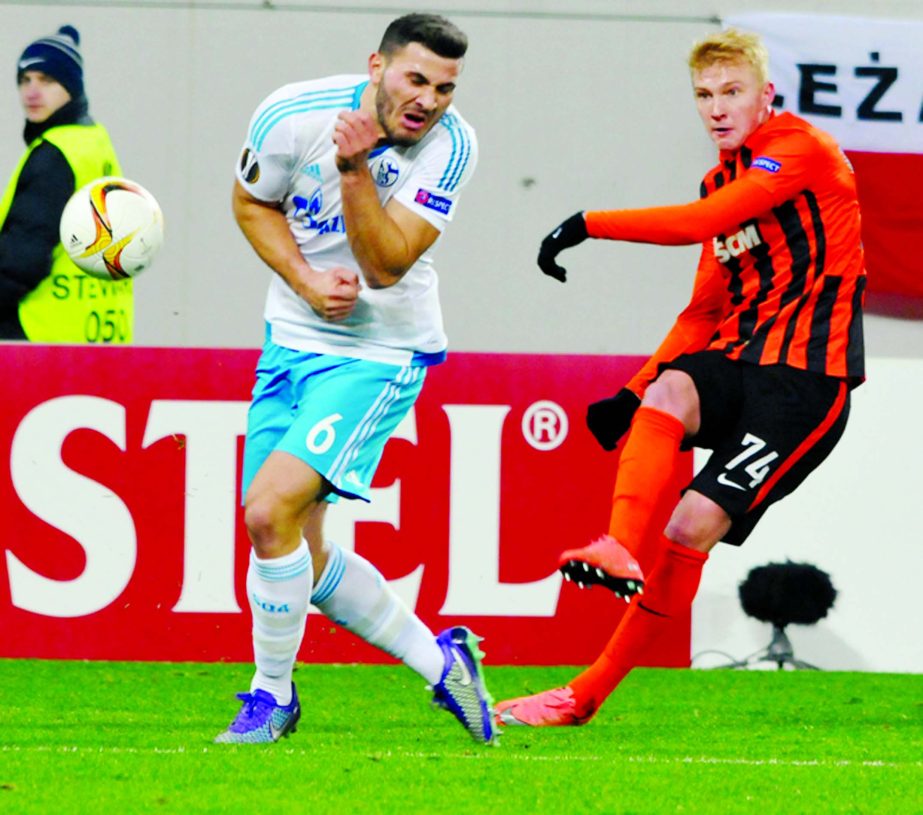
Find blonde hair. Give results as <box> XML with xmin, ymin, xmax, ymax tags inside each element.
<box><xmin>688</xmin><ymin>28</ymin><xmax>770</xmax><ymax>85</ymax></box>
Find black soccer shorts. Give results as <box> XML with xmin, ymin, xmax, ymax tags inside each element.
<box><xmin>665</xmin><ymin>351</ymin><xmax>851</xmax><ymax>546</ymax></box>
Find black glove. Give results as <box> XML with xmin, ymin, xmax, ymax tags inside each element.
<box><xmin>537</xmin><ymin>212</ymin><xmax>588</xmax><ymax>282</ymax></box>
<box><xmin>586</xmin><ymin>388</ymin><xmax>642</xmax><ymax>451</ymax></box>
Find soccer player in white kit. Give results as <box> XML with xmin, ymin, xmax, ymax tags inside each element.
<box><xmin>214</xmin><ymin>14</ymin><xmax>495</xmax><ymax>745</ymax></box>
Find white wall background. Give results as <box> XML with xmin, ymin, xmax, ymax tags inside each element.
<box><xmin>1</xmin><ymin>1</ymin><xmax>921</xmax><ymax>671</ymax></box>
<box><xmin>692</xmin><ymin>357</ymin><xmax>923</xmax><ymax>674</ymax></box>
<box><xmin>2</xmin><ymin>0</ymin><xmax>923</xmax><ymax>356</ymax></box>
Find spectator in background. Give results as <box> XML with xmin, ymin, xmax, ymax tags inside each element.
<box><xmin>0</xmin><ymin>25</ymin><xmax>131</xmax><ymax>343</ymax></box>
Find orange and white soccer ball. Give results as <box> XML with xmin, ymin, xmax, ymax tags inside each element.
<box><xmin>59</xmin><ymin>176</ymin><xmax>164</xmax><ymax>280</ymax></box>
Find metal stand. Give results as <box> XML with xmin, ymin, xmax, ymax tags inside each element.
<box><xmin>709</xmin><ymin>625</ymin><xmax>821</xmax><ymax>670</ymax></box>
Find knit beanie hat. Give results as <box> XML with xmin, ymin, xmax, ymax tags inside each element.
<box><xmin>17</xmin><ymin>25</ymin><xmax>84</xmax><ymax>100</ymax></box>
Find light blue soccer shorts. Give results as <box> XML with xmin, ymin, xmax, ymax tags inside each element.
<box><xmin>242</xmin><ymin>339</ymin><xmax>426</xmax><ymax>503</ymax></box>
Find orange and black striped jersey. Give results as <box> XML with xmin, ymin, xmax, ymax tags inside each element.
<box><xmin>585</xmin><ymin>111</ymin><xmax>866</xmax><ymax>392</ymax></box>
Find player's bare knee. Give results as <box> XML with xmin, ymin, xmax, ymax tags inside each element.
<box><xmin>642</xmin><ymin>371</ymin><xmax>699</xmax><ymax>433</ymax></box>
<box><xmin>244</xmin><ymin>495</ymin><xmax>289</xmax><ymax>555</ymax></box>
<box><xmin>664</xmin><ymin>518</ymin><xmax>709</xmax><ymax>551</ymax></box>
<box><xmin>640</xmin><ymin>377</ymin><xmax>669</xmax><ymax>410</ymax></box>
<box><xmin>666</xmin><ymin>492</ymin><xmax>729</xmax><ymax>552</ymax></box>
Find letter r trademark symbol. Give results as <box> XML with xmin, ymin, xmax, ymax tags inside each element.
<box><xmin>521</xmin><ymin>400</ymin><xmax>569</xmax><ymax>451</ymax></box>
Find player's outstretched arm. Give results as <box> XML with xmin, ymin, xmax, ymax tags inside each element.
<box><xmin>541</xmin><ymin>174</ymin><xmax>776</xmax><ymax>282</ymax></box>
<box><xmin>232</xmin><ymin>181</ymin><xmax>358</xmax><ymax>322</ymax></box>
<box><xmin>585</xmin><ymin>176</ymin><xmax>775</xmax><ymax>246</ymax></box>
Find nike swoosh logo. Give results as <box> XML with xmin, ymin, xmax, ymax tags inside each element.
<box><xmin>551</xmin><ymin>228</ymin><xmax>562</xmax><ymax>239</ymax></box>
<box><xmin>268</xmin><ymin>717</ymin><xmax>286</xmax><ymax>740</ymax></box>
<box><xmin>717</xmin><ymin>472</ymin><xmax>747</xmax><ymax>491</ymax></box>
<box><xmin>453</xmin><ymin>650</ymin><xmax>473</xmax><ymax>687</ymax></box>
<box><xmin>18</xmin><ymin>57</ymin><xmax>44</xmax><ymax>71</ymax></box>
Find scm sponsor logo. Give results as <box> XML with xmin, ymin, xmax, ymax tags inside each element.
<box><xmin>714</xmin><ymin>224</ymin><xmax>763</xmax><ymax>263</ymax></box>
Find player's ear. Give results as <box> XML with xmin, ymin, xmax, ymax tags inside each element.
<box><xmin>763</xmin><ymin>81</ymin><xmax>776</xmax><ymax>110</ymax></box>
<box><xmin>368</xmin><ymin>51</ymin><xmax>385</xmax><ymax>83</ymax></box>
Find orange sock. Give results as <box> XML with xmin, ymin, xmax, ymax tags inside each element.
<box><xmin>608</xmin><ymin>407</ymin><xmax>686</xmax><ymax>566</ymax></box>
<box><xmin>569</xmin><ymin>540</ymin><xmax>708</xmax><ymax>714</ymax></box>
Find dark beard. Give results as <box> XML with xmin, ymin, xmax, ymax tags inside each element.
<box><xmin>375</xmin><ymin>83</ymin><xmax>427</xmax><ymax>148</ymax></box>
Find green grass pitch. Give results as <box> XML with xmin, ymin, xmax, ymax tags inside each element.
<box><xmin>1</xmin><ymin>659</ymin><xmax>920</xmax><ymax>814</ymax></box>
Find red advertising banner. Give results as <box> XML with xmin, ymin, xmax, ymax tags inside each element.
<box><xmin>0</xmin><ymin>345</ymin><xmax>692</xmax><ymax>667</ymax></box>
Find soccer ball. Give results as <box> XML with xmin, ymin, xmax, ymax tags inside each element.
<box><xmin>59</xmin><ymin>176</ymin><xmax>164</xmax><ymax>280</ymax></box>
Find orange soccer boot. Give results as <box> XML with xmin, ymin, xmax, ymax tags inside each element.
<box><xmin>558</xmin><ymin>535</ymin><xmax>645</xmax><ymax>600</ymax></box>
<box><xmin>495</xmin><ymin>687</ymin><xmax>595</xmax><ymax>727</ymax></box>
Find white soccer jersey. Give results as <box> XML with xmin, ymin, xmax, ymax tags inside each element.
<box><xmin>236</xmin><ymin>74</ymin><xmax>478</xmax><ymax>366</ymax></box>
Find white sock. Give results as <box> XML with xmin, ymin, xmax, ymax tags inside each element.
<box><xmin>247</xmin><ymin>539</ymin><xmax>313</xmax><ymax>705</ymax></box>
<box><xmin>311</xmin><ymin>543</ymin><xmax>444</xmax><ymax>684</ymax></box>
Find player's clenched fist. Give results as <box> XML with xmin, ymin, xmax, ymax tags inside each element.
<box><xmin>301</xmin><ymin>266</ymin><xmax>360</xmax><ymax>322</ymax></box>
<box><xmin>333</xmin><ymin>110</ymin><xmax>381</xmax><ymax>173</ymax></box>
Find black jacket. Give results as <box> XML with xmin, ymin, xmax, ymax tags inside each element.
<box><xmin>0</xmin><ymin>97</ymin><xmax>92</xmax><ymax>339</ymax></box>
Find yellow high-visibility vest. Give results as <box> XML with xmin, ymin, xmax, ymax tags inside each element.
<box><xmin>0</xmin><ymin>123</ymin><xmax>132</xmax><ymax>343</ymax></box>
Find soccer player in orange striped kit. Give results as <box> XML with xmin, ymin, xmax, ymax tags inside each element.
<box><xmin>497</xmin><ymin>28</ymin><xmax>865</xmax><ymax>727</ymax></box>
